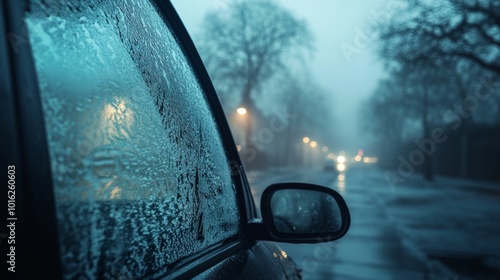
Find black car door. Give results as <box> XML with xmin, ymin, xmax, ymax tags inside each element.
<box><xmin>2</xmin><ymin>0</ymin><xmax>301</xmax><ymax>279</ymax></box>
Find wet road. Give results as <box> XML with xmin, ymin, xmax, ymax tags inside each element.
<box><xmin>247</xmin><ymin>166</ymin><xmax>500</xmax><ymax>280</ymax></box>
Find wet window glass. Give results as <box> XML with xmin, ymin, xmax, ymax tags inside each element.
<box><xmin>26</xmin><ymin>0</ymin><xmax>240</xmax><ymax>278</ymax></box>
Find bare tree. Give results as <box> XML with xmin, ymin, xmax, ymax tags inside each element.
<box><xmin>367</xmin><ymin>58</ymin><xmax>470</xmax><ymax>180</ymax></box>
<box><xmin>376</xmin><ymin>0</ymin><xmax>500</xmax><ymax>74</ymax></box>
<box><xmin>198</xmin><ymin>0</ymin><xmax>312</xmax><ymax>148</ymax></box>
<box><xmin>369</xmin><ymin>0</ymin><xmax>500</xmax><ymax>180</ymax></box>
<box><xmin>246</xmin><ymin>70</ymin><xmax>336</xmax><ymax>168</ymax></box>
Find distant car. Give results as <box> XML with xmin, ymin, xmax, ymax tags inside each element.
<box><xmin>324</xmin><ymin>158</ymin><xmax>347</xmax><ymax>173</ymax></box>
<box><xmin>324</xmin><ymin>158</ymin><xmax>339</xmax><ymax>172</ymax></box>
<box><xmin>1</xmin><ymin>0</ymin><xmax>350</xmax><ymax>279</ymax></box>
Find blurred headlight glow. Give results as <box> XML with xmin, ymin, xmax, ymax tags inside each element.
<box><xmin>337</xmin><ymin>155</ymin><xmax>346</xmax><ymax>163</ymax></box>
<box><xmin>337</xmin><ymin>163</ymin><xmax>346</xmax><ymax>172</ymax></box>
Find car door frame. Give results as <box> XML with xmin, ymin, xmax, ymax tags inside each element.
<box><xmin>3</xmin><ymin>0</ymin><xmax>262</xmax><ymax>279</ymax></box>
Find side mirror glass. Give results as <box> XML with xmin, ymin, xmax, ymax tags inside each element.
<box><xmin>270</xmin><ymin>189</ymin><xmax>342</xmax><ymax>234</ymax></box>
<box><xmin>260</xmin><ymin>183</ymin><xmax>350</xmax><ymax>243</ymax></box>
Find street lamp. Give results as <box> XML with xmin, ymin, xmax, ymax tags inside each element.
<box><xmin>236</xmin><ymin>107</ymin><xmax>247</xmax><ymax>115</ymax></box>
<box><xmin>302</xmin><ymin>137</ymin><xmax>311</xmax><ymax>167</ymax></box>
<box><xmin>310</xmin><ymin>141</ymin><xmax>317</xmax><ymax>148</ymax></box>
<box><xmin>234</xmin><ymin>107</ymin><xmax>249</xmax><ymax>147</ymax></box>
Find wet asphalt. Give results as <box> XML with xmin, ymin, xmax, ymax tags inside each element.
<box><xmin>246</xmin><ymin>166</ymin><xmax>500</xmax><ymax>280</ymax></box>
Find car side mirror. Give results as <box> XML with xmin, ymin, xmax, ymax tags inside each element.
<box><xmin>249</xmin><ymin>183</ymin><xmax>350</xmax><ymax>243</ymax></box>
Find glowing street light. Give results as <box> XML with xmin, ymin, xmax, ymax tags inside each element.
<box><xmin>236</xmin><ymin>107</ymin><xmax>247</xmax><ymax>115</ymax></box>
<box><xmin>303</xmin><ymin>137</ymin><xmax>310</xmax><ymax>143</ymax></box>
<box><xmin>310</xmin><ymin>141</ymin><xmax>317</xmax><ymax>148</ymax></box>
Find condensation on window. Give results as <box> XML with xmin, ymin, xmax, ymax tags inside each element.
<box><xmin>26</xmin><ymin>0</ymin><xmax>240</xmax><ymax>278</ymax></box>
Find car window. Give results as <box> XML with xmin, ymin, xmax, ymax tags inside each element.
<box><xmin>25</xmin><ymin>0</ymin><xmax>240</xmax><ymax>278</ymax></box>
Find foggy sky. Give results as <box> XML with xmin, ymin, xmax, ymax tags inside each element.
<box><xmin>171</xmin><ymin>0</ymin><xmax>387</xmax><ymax>156</ymax></box>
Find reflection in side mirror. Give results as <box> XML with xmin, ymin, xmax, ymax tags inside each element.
<box><xmin>260</xmin><ymin>183</ymin><xmax>350</xmax><ymax>243</ymax></box>
<box><xmin>270</xmin><ymin>189</ymin><xmax>342</xmax><ymax>234</ymax></box>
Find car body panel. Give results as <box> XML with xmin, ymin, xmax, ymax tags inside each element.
<box><xmin>195</xmin><ymin>242</ymin><xmax>301</xmax><ymax>280</ymax></box>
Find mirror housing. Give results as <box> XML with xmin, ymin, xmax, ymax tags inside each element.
<box><xmin>248</xmin><ymin>183</ymin><xmax>350</xmax><ymax>243</ymax></box>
